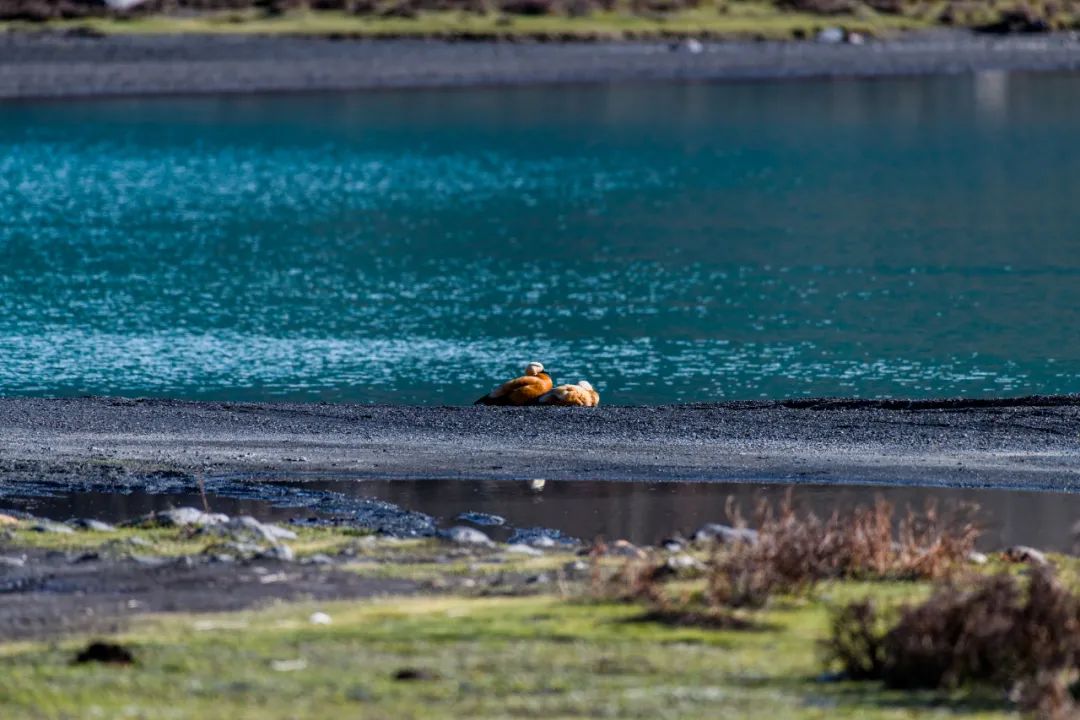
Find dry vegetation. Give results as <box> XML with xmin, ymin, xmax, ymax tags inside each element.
<box><xmin>593</xmin><ymin>494</ymin><xmax>1080</xmax><ymax>717</ymax></box>
<box><xmin>596</xmin><ymin>494</ymin><xmax>979</xmax><ymax>613</ymax></box>
<box><xmin>826</xmin><ymin>566</ymin><xmax>1080</xmax><ymax>718</ymax></box>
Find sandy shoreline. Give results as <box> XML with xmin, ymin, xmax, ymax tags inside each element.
<box><xmin>1</xmin><ymin>30</ymin><xmax>1080</xmax><ymax>99</ymax></box>
<box><xmin>2</xmin><ymin>395</ymin><xmax>1079</xmax><ymax>487</ymax></box>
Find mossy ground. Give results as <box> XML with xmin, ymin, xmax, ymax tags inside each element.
<box><xmin>0</xmin><ymin>518</ymin><xmax>1039</xmax><ymax>719</ymax></box>
<box><xmin>0</xmin><ymin>591</ymin><xmax>1014</xmax><ymax>720</ymax></box>
<box><xmin>0</xmin><ymin>4</ymin><xmax>930</xmax><ymax>40</ymax></box>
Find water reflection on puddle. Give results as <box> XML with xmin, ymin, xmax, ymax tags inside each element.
<box><xmin>7</xmin><ymin>479</ymin><xmax>1080</xmax><ymax>552</ymax></box>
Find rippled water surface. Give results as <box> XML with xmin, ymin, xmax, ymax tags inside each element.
<box><xmin>2</xmin><ymin>74</ymin><xmax>1078</xmax><ymax>403</ymax></box>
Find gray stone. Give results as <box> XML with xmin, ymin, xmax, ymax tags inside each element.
<box><xmin>0</xmin><ymin>555</ymin><xmax>26</xmax><ymax>568</ymax></box>
<box><xmin>303</xmin><ymin>553</ymin><xmax>335</xmax><ymax>565</ymax></box>
<box><xmin>225</xmin><ymin>516</ymin><xmax>297</xmax><ymax>542</ymax></box>
<box><xmin>666</xmin><ymin>554</ymin><xmax>705</xmax><ymax>573</ymax></box>
<box><xmin>1004</xmin><ymin>545</ymin><xmax>1049</xmax><ymax>566</ymax></box>
<box><xmin>606</xmin><ymin>539</ymin><xmax>646</xmax><ymax>558</ymax></box>
<box><xmin>68</xmin><ymin>518</ymin><xmax>115</xmax><ymax>532</ymax></box>
<box><xmin>661</xmin><ymin>537</ymin><xmax>686</xmax><ymax>552</ymax></box>
<box><xmin>150</xmin><ymin>507</ymin><xmax>229</xmax><ymax>528</ymax></box>
<box><xmin>563</xmin><ymin>560</ymin><xmax>588</xmax><ymax>575</ymax></box>
<box><xmin>503</xmin><ymin>543</ymin><xmax>543</xmax><ymax>557</ymax></box>
<box><xmin>439</xmin><ymin>526</ymin><xmax>494</xmax><ymax>547</ymax></box>
<box><xmin>259</xmin><ymin>544</ymin><xmax>295</xmax><ymax>562</ymax></box>
<box><xmin>30</xmin><ymin>521</ymin><xmax>74</xmax><ymax>534</ymax></box>
<box><xmin>817</xmin><ymin>27</ymin><xmax>845</xmax><ymax>44</ymax></box>
<box><xmin>196</xmin><ymin>517</ymin><xmax>298</xmax><ymax>549</ymax></box>
<box><xmin>506</xmin><ymin>527</ymin><xmax>578</xmax><ymax>548</ymax></box>
<box><xmin>693</xmin><ymin>524</ymin><xmax>758</xmax><ymax>545</ymax></box>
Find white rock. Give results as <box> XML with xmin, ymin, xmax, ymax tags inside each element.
<box><xmin>817</xmin><ymin>27</ymin><xmax>845</xmax><ymax>44</ymax></box>
<box><xmin>440</xmin><ymin>526</ymin><xmax>494</xmax><ymax>547</ymax></box>
<box><xmin>271</xmin><ymin>659</ymin><xmax>308</xmax><ymax>672</ymax></box>
<box><xmin>503</xmin><ymin>543</ymin><xmax>543</xmax><ymax>557</ymax></box>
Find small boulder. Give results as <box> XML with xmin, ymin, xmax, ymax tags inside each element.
<box><xmin>30</xmin><ymin>521</ymin><xmax>74</xmax><ymax>534</ymax></box>
<box><xmin>258</xmin><ymin>544</ymin><xmax>295</xmax><ymax>562</ymax></box>
<box><xmin>660</xmin><ymin>536</ymin><xmax>686</xmax><ymax>552</ymax></box>
<box><xmin>228</xmin><ymin>516</ymin><xmax>298</xmax><ymax>542</ymax></box>
<box><xmin>1003</xmin><ymin>545</ymin><xmax>1049</xmax><ymax>566</ymax></box>
<box><xmin>503</xmin><ymin>543</ymin><xmax>543</xmax><ymax>557</ymax></box>
<box><xmin>68</xmin><ymin>519</ymin><xmax>115</xmax><ymax>532</ymax></box>
<box><xmin>507</xmin><ymin>527</ymin><xmax>578</xmax><ymax>548</ymax></box>
<box><xmin>438</xmin><ymin>526</ymin><xmax>495</xmax><ymax>547</ymax></box>
<box><xmin>606</xmin><ymin>540</ymin><xmax>647</xmax><ymax>559</ymax></box>
<box><xmin>693</xmin><ymin>524</ymin><xmax>758</xmax><ymax>545</ymax></box>
<box><xmin>816</xmin><ymin>26</ymin><xmax>845</xmax><ymax>44</ymax></box>
<box><xmin>146</xmin><ymin>507</ymin><xmax>228</xmax><ymax>528</ymax></box>
<box><xmin>666</xmin><ymin>554</ymin><xmax>705</xmax><ymax>573</ymax></box>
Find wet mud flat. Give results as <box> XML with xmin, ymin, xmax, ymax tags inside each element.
<box><xmin>3</xmin><ymin>31</ymin><xmax>1080</xmax><ymax>100</ymax></box>
<box><xmin>1</xmin><ymin>395</ymin><xmax>1078</xmax><ymax>487</ymax></box>
<box><xmin>0</xmin><ymin>545</ymin><xmax>418</xmax><ymax>641</ymax></box>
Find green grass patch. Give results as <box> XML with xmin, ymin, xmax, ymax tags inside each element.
<box><xmin>2</xmin><ymin>523</ymin><xmax>370</xmax><ymax>559</ymax></box>
<box><xmin>0</xmin><ymin>586</ymin><xmax>1014</xmax><ymax>719</ymax></box>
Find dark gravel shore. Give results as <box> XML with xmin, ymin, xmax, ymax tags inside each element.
<box><xmin>2</xmin><ymin>396</ymin><xmax>1079</xmax><ymax>488</ymax></box>
<box><xmin>2</xmin><ymin>30</ymin><xmax>1080</xmax><ymax>99</ymax></box>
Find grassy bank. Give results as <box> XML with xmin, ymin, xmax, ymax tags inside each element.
<box><xmin>1</xmin><ymin>588</ymin><xmax>1013</xmax><ymax>719</ymax></box>
<box><xmin>1</xmin><ymin>5</ymin><xmax>928</xmax><ymax>39</ymax></box>
<box><xmin>1</xmin><ymin>504</ymin><xmax>1066</xmax><ymax>718</ymax></box>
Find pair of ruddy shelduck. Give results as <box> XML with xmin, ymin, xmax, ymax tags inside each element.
<box><xmin>474</xmin><ymin>362</ymin><xmax>600</xmax><ymax>407</ymax></box>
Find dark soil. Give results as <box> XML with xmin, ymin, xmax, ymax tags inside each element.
<box><xmin>0</xmin><ymin>546</ymin><xmax>417</xmax><ymax>640</ymax></box>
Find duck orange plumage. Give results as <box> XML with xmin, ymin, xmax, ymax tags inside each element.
<box><xmin>474</xmin><ymin>362</ymin><xmax>554</xmax><ymax>406</ymax></box>
<box><xmin>536</xmin><ymin>380</ymin><xmax>600</xmax><ymax>407</ymax></box>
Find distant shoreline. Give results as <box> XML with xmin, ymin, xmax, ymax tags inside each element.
<box><xmin>2</xmin><ymin>30</ymin><xmax>1080</xmax><ymax>100</ymax></box>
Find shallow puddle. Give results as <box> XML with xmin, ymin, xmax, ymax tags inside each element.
<box><xmin>4</xmin><ymin>477</ymin><xmax>1080</xmax><ymax>552</ymax></box>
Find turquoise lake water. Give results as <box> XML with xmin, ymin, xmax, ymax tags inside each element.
<box><xmin>1</xmin><ymin>73</ymin><xmax>1078</xmax><ymax>405</ymax></box>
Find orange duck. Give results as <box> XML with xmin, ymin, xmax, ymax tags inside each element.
<box><xmin>474</xmin><ymin>362</ymin><xmax>554</xmax><ymax>406</ymax></box>
<box><xmin>536</xmin><ymin>380</ymin><xmax>600</xmax><ymax>407</ymax></box>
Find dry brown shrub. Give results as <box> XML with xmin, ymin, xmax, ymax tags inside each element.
<box><xmin>598</xmin><ymin>494</ymin><xmax>979</xmax><ymax>618</ymax></box>
<box><xmin>825</xmin><ymin>566</ymin><xmax>1080</xmax><ymax>718</ymax></box>
<box><xmin>704</xmin><ymin>492</ymin><xmax>979</xmax><ymax>608</ymax></box>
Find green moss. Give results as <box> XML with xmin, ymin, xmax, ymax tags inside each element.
<box><xmin>0</xmin><ymin>589</ymin><xmax>1012</xmax><ymax>719</ymax></box>
<box><xmin>2</xmin><ymin>523</ymin><xmax>368</xmax><ymax>559</ymax></box>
